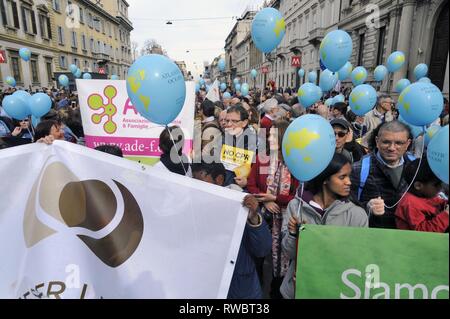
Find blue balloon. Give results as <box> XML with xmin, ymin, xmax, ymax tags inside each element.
<box><xmin>298</xmin><ymin>68</ymin><xmax>305</xmax><ymax>78</ymax></box>
<box><xmin>333</xmin><ymin>94</ymin><xmax>345</xmax><ymax>104</ymax></box>
<box><xmin>298</xmin><ymin>83</ymin><xmax>321</xmax><ymax>108</ymax></box>
<box><xmin>251</xmin><ymin>69</ymin><xmax>258</xmax><ymax>79</ymax></box>
<box><xmin>2</xmin><ymin>95</ymin><xmax>30</xmax><ymax>120</ymax></box>
<box><xmin>5</xmin><ymin>76</ymin><xmax>16</xmax><ymax>87</ymax></box>
<box><xmin>316</xmin><ymin>86</ymin><xmax>323</xmax><ymax>100</ymax></box>
<box><xmin>218</xmin><ymin>58</ymin><xmax>226</xmax><ymax>72</ymax></box>
<box><xmin>75</xmin><ymin>69</ymin><xmax>82</xmax><ymax>78</ymax></box>
<box><xmin>398</xmin><ymin>115</ymin><xmax>424</xmax><ymax>139</ymax></box>
<box><xmin>374</xmin><ymin>65</ymin><xmax>388</xmax><ymax>82</ymax></box>
<box><xmin>233</xmin><ymin>78</ymin><xmax>240</xmax><ymax>85</ymax></box>
<box><xmin>82</xmin><ymin>73</ymin><xmax>92</xmax><ymax>80</ymax></box>
<box><xmin>424</xmin><ymin>125</ymin><xmax>442</xmax><ymax>147</ymax></box>
<box><xmin>13</xmin><ymin>90</ymin><xmax>31</xmax><ymax>106</ymax></box>
<box><xmin>19</xmin><ymin>48</ymin><xmax>31</xmax><ymax>62</ymax></box>
<box><xmin>126</xmin><ymin>54</ymin><xmax>186</xmax><ymax>125</ymax></box>
<box><xmin>349</xmin><ymin>84</ymin><xmax>377</xmax><ymax>116</ymax></box>
<box><xmin>235</xmin><ymin>83</ymin><xmax>241</xmax><ymax>92</ymax></box>
<box><xmin>418</xmin><ymin>77</ymin><xmax>431</xmax><ymax>83</ymax></box>
<box><xmin>319</xmin><ymin>69</ymin><xmax>338</xmax><ymax>92</ymax></box>
<box><xmin>337</xmin><ymin>62</ymin><xmax>353</xmax><ymax>81</ymax></box>
<box><xmin>58</xmin><ymin>75</ymin><xmax>69</xmax><ymax>87</ymax></box>
<box><xmin>29</xmin><ymin>93</ymin><xmax>52</xmax><ymax>117</ymax></box>
<box><xmin>195</xmin><ymin>83</ymin><xmax>200</xmax><ymax>93</ymax></box>
<box><xmin>199</xmin><ymin>78</ymin><xmax>205</xmax><ymax>86</ymax></box>
<box><xmin>320</xmin><ymin>30</ymin><xmax>353</xmax><ymax>72</ymax></box>
<box><xmin>282</xmin><ymin>114</ymin><xmax>336</xmax><ymax>182</ymax></box>
<box><xmin>395</xmin><ymin>79</ymin><xmax>411</xmax><ymax>93</ymax></box>
<box><xmin>351</xmin><ymin>66</ymin><xmax>368</xmax><ymax>86</ymax></box>
<box><xmin>397</xmin><ymin>82</ymin><xmax>443</xmax><ymax>126</ymax></box>
<box><xmin>427</xmin><ymin>125</ymin><xmax>449</xmax><ymax>184</ymax></box>
<box><xmin>308</xmin><ymin>71</ymin><xmax>317</xmax><ymax>83</ymax></box>
<box><xmin>223</xmin><ymin>92</ymin><xmax>231</xmax><ymax>99</ymax></box>
<box><xmin>69</xmin><ymin>64</ymin><xmax>78</xmax><ymax>74</ymax></box>
<box><xmin>220</xmin><ymin>83</ymin><xmax>227</xmax><ymax>92</ymax></box>
<box><xmin>387</xmin><ymin>51</ymin><xmax>406</xmax><ymax>73</ymax></box>
<box><xmin>325</xmin><ymin>98</ymin><xmax>334</xmax><ymax>107</ymax></box>
<box><xmin>111</xmin><ymin>75</ymin><xmax>119</xmax><ymax>80</ymax></box>
<box><xmin>414</xmin><ymin>63</ymin><xmax>428</xmax><ymax>80</ymax></box>
<box><xmin>251</xmin><ymin>8</ymin><xmax>286</xmax><ymax>53</ymax></box>
<box><xmin>241</xmin><ymin>83</ymin><xmax>250</xmax><ymax>96</ymax></box>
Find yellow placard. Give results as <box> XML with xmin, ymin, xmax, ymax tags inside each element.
<box><xmin>220</xmin><ymin>145</ymin><xmax>255</xmax><ymax>173</ymax></box>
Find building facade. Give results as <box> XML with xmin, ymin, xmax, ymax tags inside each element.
<box><xmin>224</xmin><ymin>0</ymin><xmax>448</xmax><ymax>96</ymax></box>
<box><xmin>0</xmin><ymin>0</ymin><xmax>133</xmax><ymax>90</ymax></box>
<box><xmin>224</xmin><ymin>10</ymin><xmax>255</xmax><ymax>86</ymax></box>
<box><xmin>338</xmin><ymin>0</ymin><xmax>448</xmax><ymax>95</ymax></box>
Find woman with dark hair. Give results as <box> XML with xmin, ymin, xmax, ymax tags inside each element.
<box><xmin>154</xmin><ymin>125</ymin><xmax>192</xmax><ymax>177</ymax></box>
<box><xmin>34</xmin><ymin>120</ymin><xmax>65</xmax><ymax>143</ymax></box>
<box><xmin>12</xmin><ymin>119</ymin><xmax>33</xmax><ymax>139</ymax></box>
<box><xmin>247</xmin><ymin>119</ymin><xmax>299</xmax><ymax>299</ymax></box>
<box><xmin>279</xmin><ymin>153</ymin><xmax>368</xmax><ymax>299</ymax></box>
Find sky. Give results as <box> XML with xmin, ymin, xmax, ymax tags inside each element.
<box><xmin>127</xmin><ymin>0</ymin><xmax>265</xmax><ymax>78</ymax></box>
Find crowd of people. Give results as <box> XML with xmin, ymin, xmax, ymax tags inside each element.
<box><xmin>0</xmin><ymin>82</ymin><xmax>449</xmax><ymax>299</ymax></box>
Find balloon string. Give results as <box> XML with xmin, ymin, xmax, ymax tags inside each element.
<box><xmin>383</xmin><ymin>127</ymin><xmax>426</xmax><ymax>210</ymax></box>
<box><xmin>166</xmin><ymin>125</ymin><xmax>189</xmax><ymax>176</ymax></box>
<box><xmin>296</xmin><ymin>183</ymin><xmax>305</xmax><ymax>225</ymax></box>
<box><xmin>28</xmin><ymin>115</ymin><xmax>35</xmax><ymax>142</ymax></box>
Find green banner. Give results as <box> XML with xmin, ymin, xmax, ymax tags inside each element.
<box><xmin>296</xmin><ymin>225</ymin><xmax>449</xmax><ymax>299</ymax></box>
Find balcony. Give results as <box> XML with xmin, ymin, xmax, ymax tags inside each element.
<box><xmin>308</xmin><ymin>27</ymin><xmax>325</xmax><ymax>46</ymax></box>
<box><xmin>93</xmin><ymin>52</ymin><xmax>110</xmax><ymax>61</ymax></box>
<box><xmin>289</xmin><ymin>38</ymin><xmax>302</xmax><ymax>53</ymax></box>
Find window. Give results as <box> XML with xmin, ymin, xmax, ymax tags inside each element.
<box><xmin>376</xmin><ymin>26</ymin><xmax>386</xmax><ymax>66</ymax></box>
<box><xmin>53</xmin><ymin>0</ymin><xmax>61</xmax><ymax>12</ymax></box>
<box><xmin>79</xmin><ymin>6</ymin><xmax>84</xmax><ymax>24</ymax></box>
<box><xmin>3</xmin><ymin>0</ymin><xmax>20</xmax><ymax>29</ymax></box>
<box><xmin>71</xmin><ymin>31</ymin><xmax>77</xmax><ymax>48</ymax></box>
<box><xmin>38</xmin><ymin>13</ymin><xmax>52</xmax><ymax>39</ymax></box>
<box><xmin>60</xmin><ymin>55</ymin><xmax>67</xmax><ymax>69</ymax></box>
<box><xmin>10</xmin><ymin>54</ymin><xmax>22</xmax><ymax>82</ymax></box>
<box><xmin>81</xmin><ymin>34</ymin><xmax>86</xmax><ymax>50</ymax></box>
<box><xmin>30</xmin><ymin>56</ymin><xmax>39</xmax><ymax>83</ymax></box>
<box><xmin>57</xmin><ymin>26</ymin><xmax>64</xmax><ymax>45</ymax></box>
<box><xmin>46</xmin><ymin>59</ymin><xmax>53</xmax><ymax>84</ymax></box>
<box><xmin>84</xmin><ymin>60</ymin><xmax>89</xmax><ymax>71</ymax></box>
<box><xmin>358</xmin><ymin>33</ymin><xmax>365</xmax><ymax>66</ymax></box>
<box><xmin>87</xmin><ymin>12</ymin><xmax>93</xmax><ymax>28</ymax></box>
<box><xmin>90</xmin><ymin>38</ymin><xmax>94</xmax><ymax>52</ymax></box>
<box><xmin>73</xmin><ymin>58</ymin><xmax>79</xmax><ymax>67</ymax></box>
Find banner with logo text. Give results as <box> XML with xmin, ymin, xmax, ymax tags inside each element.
<box><xmin>296</xmin><ymin>225</ymin><xmax>449</xmax><ymax>299</ymax></box>
<box><xmin>0</xmin><ymin>141</ymin><xmax>247</xmax><ymax>299</ymax></box>
<box><xmin>76</xmin><ymin>80</ymin><xmax>195</xmax><ymax>165</ymax></box>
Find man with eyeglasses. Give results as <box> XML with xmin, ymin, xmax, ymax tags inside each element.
<box><xmin>331</xmin><ymin>119</ymin><xmax>353</xmax><ymax>163</ymax></box>
<box><xmin>363</xmin><ymin>93</ymin><xmax>394</xmax><ymax>136</ymax></box>
<box><xmin>350</xmin><ymin>121</ymin><xmax>415</xmax><ymax>229</ymax></box>
<box><xmin>213</xmin><ymin>105</ymin><xmax>261</xmax><ymax>188</ymax></box>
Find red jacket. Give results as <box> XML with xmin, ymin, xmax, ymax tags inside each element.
<box><xmin>395</xmin><ymin>192</ymin><xmax>448</xmax><ymax>233</ymax></box>
<box><xmin>247</xmin><ymin>155</ymin><xmax>299</xmax><ymax>208</ymax></box>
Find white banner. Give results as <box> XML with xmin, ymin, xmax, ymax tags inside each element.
<box><xmin>76</xmin><ymin>80</ymin><xmax>195</xmax><ymax>165</ymax></box>
<box><xmin>0</xmin><ymin>141</ymin><xmax>247</xmax><ymax>299</ymax></box>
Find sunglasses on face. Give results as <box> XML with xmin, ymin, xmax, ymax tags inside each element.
<box><xmin>335</xmin><ymin>131</ymin><xmax>348</xmax><ymax>138</ymax></box>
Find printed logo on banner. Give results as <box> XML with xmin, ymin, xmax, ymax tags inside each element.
<box><xmin>87</xmin><ymin>86</ymin><xmax>118</xmax><ymax>134</ymax></box>
<box><xmin>23</xmin><ymin>162</ymin><xmax>144</xmax><ymax>268</ymax></box>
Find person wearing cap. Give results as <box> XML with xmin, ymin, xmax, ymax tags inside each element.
<box><xmin>331</xmin><ymin>102</ymin><xmax>348</xmax><ymax>121</ymax></box>
<box><xmin>331</xmin><ymin>119</ymin><xmax>354</xmax><ymax>164</ymax></box>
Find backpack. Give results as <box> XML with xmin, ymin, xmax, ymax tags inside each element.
<box><xmin>357</xmin><ymin>153</ymin><xmax>416</xmax><ymax>201</ymax></box>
